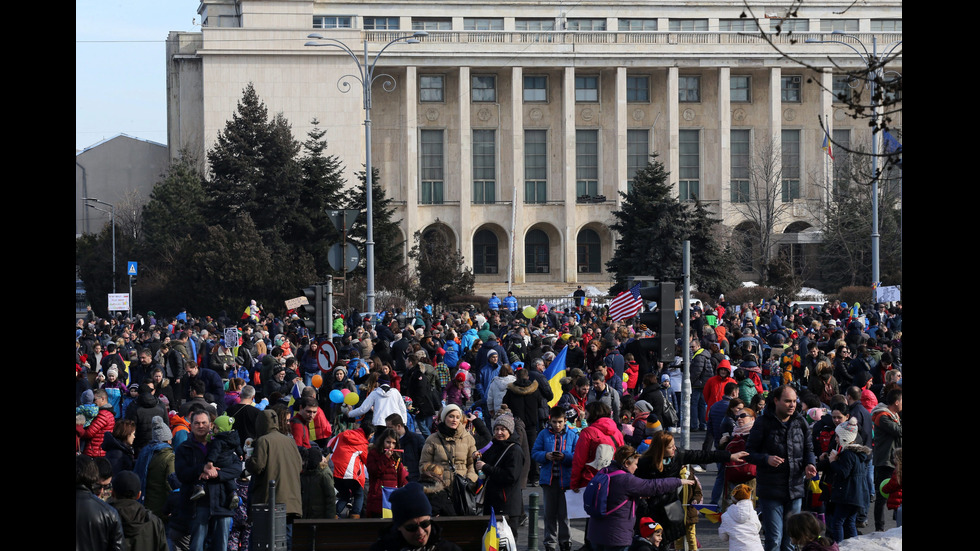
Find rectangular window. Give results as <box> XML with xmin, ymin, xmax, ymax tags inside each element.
<box><xmin>781</xmin><ymin>129</ymin><xmax>801</xmax><ymax>202</ymax></box>
<box><xmin>420</xmin><ymin>130</ymin><xmax>444</xmax><ymax>204</ymax></box>
<box><xmin>771</xmin><ymin>18</ymin><xmax>809</xmax><ymax>32</ymax></box>
<box><xmin>472</xmin><ymin>130</ymin><xmax>496</xmax><ymax>204</ymax></box>
<box><xmin>731</xmin><ymin>129</ymin><xmax>751</xmax><ymax>203</ymax></box>
<box><xmin>832</xmin><ymin>75</ymin><xmax>852</xmax><ymax>104</ymax></box>
<box><xmin>731</xmin><ymin>76</ymin><xmax>751</xmax><ymax>103</ymax></box>
<box><xmin>523</xmin><ymin>75</ymin><xmax>547</xmax><ymax>102</ymax></box>
<box><xmin>313</xmin><ymin>16</ymin><xmax>352</xmax><ymax>29</ymax></box>
<box><xmin>575</xmin><ymin>75</ymin><xmax>599</xmax><ymax>102</ymax></box>
<box><xmin>412</xmin><ymin>18</ymin><xmax>452</xmax><ymax>31</ymax></box>
<box><xmin>679</xmin><ymin>129</ymin><xmax>700</xmax><ymax>201</ymax></box>
<box><xmin>524</xmin><ymin>130</ymin><xmax>548</xmax><ymax>203</ymax></box>
<box><xmin>832</xmin><ymin>128</ymin><xmax>851</xmax><ymax>194</ymax></box>
<box><xmin>464</xmin><ymin>18</ymin><xmax>504</xmax><ymax>31</ymax></box>
<box><xmin>516</xmin><ymin>18</ymin><xmax>556</xmax><ymax>31</ymax></box>
<box><xmin>871</xmin><ymin>19</ymin><xmax>902</xmax><ymax>32</ymax></box>
<box><xmin>420</xmin><ymin>75</ymin><xmax>444</xmax><ymax>102</ymax></box>
<box><xmin>669</xmin><ymin>19</ymin><xmax>708</xmax><ymax>32</ymax></box>
<box><xmin>627</xmin><ymin>129</ymin><xmax>650</xmax><ymax>193</ymax></box>
<box><xmin>719</xmin><ymin>19</ymin><xmax>759</xmax><ymax>32</ymax></box>
<box><xmin>619</xmin><ymin>18</ymin><xmax>658</xmax><ymax>31</ymax></box>
<box><xmin>363</xmin><ymin>17</ymin><xmax>399</xmax><ymax>30</ymax></box>
<box><xmin>781</xmin><ymin>75</ymin><xmax>802</xmax><ymax>103</ymax></box>
<box><xmin>567</xmin><ymin>18</ymin><xmax>606</xmax><ymax>31</ymax></box>
<box><xmin>472</xmin><ymin>75</ymin><xmax>496</xmax><ymax>102</ymax></box>
<box><xmin>679</xmin><ymin>76</ymin><xmax>700</xmax><ymax>102</ymax></box>
<box><xmin>627</xmin><ymin>76</ymin><xmax>650</xmax><ymax>102</ymax></box>
<box><xmin>576</xmin><ymin>129</ymin><xmax>599</xmax><ymax>197</ymax></box>
<box><xmin>820</xmin><ymin>19</ymin><xmax>858</xmax><ymax>33</ymax></box>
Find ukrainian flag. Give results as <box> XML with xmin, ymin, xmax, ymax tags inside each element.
<box><xmin>381</xmin><ymin>487</ymin><xmax>395</xmax><ymax>518</ymax></box>
<box><xmin>483</xmin><ymin>507</ymin><xmax>499</xmax><ymax>551</ymax></box>
<box><xmin>544</xmin><ymin>345</ymin><xmax>568</xmax><ymax>407</ymax></box>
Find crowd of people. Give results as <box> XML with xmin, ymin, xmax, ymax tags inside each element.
<box><xmin>75</xmin><ymin>294</ymin><xmax>902</xmax><ymax>551</ymax></box>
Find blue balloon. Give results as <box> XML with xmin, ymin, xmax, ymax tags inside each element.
<box><xmin>329</xmin><ymin>389</ymin><xmax>344</xmax><ymax>404</ymax></box>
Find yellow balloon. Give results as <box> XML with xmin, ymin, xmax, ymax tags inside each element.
<box><xmin>344</xmin><ymin>391</ymin><xmax>359</xmax><ymax>406</ymax></box>
<box><xmin>523</xmin><ymin>306</ymin><xmax>536</xmax><ymax>319</ymax></box>
<box><xmin>311</xmin><ymin>374</ymin><xmax>323</xmax><ymax>388</ymax></box>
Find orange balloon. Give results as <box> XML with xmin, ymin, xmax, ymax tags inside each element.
<box><xmin>311</xmin><ymin>374</ymin><xmax>323</xmax><ymax>388</ymax></box>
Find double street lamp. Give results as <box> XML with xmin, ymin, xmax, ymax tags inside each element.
<box><xmin>305</xmin><ymin>31</ymin><xmax>427</xmax><ymax>315</ymax></box>
<box><xmin>806</xmin><ymin>31</ymin><xmax>902</xmax><ymax>289</ymax></box>
<box><xmin>84</xmin><ymin>197</ymin><xmax>116</xmax><ymax>293</ymax></box>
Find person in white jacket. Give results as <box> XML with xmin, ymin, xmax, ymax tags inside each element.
<box><xmin>347</xmin><ymin>377</ymin><xmax>408</xmax><ymax>427</ymax></box>
<box><xmin>718</xmin><ymin>484</ymin><xmax>764</xmax><ymax>551</ymax></box>
<box><xmin>486</xmin><ymin>365</ymin><xmax>516</xmax><ymax>416</ymax></box>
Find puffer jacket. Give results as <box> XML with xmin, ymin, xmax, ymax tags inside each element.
<box><xmin>690</xmin><ymin>349</ymin><xmax>713</xmax><ymax>388</ymax></box>
<box><xmin>330</xmin><ymin>426</ymin><xmax>371</xmax><ymax>487</ymax></box>
<box><xmin>718</xmin><ymin>498</ymin><xmax>764</xmax><ymax>551</ymax></box>
<box><xmin>531</xmin><ymin>424</ymin><xmax>578</xmax><ymax>487</ymax></box>
<box><xmin>420</xmin><ymin>422</ymin><xmax>478</xmax><ymax>488</ymax></box>
<box><xmin>487</xmin><ymin>374</ymin><xmax>516</xmax><ymax>414</ymax></box>
<box><xmin>570</xmin><ymin>417</ymin><xmax>625</xmax><ymax>489</ymax></box>
<box><xmin>746</xmin><ymin>408</ymin><xmax>816</xmax><ymax>501</ymax></box>
<box><xmin>78</xmin><ymin>405</ymin><xmax>115</xmax><ymax>457</ymax></box>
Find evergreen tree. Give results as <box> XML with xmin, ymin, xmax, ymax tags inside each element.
<box><xmin>607</xmin><ymin>155</ymin><xmax>689</xmax><ymax>293</ymax></box>
<box><xmin>407</xmin><ymin>230</ymin><xmax>475</xmax><ymax>307</ymax></box>
<box><xmin>141</xmin><ymin>153</ymin><xmax>207</xmax><ymax>252</ymax></box>
<box><xmin>295</xmin><ymin>119</ymin><xmax>347</xmax><ymax>279</ymax></box>
<box><xmin>343</xmin><ymin>168</ymin><xmax>405</xmax><ymax>278</ymax></box>
<box><xmin>688</xmin><ymin>200</ymin><xmax>741</xmax><ymax>297</ymax></box>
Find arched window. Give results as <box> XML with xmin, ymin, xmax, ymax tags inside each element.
<box><xmin>473</xmin><ymin>230</ymin><xmax>498</xmax><ymax>274</ymax></box>
<box><xmin>525</xmin><ymin>229</ymin><xmax>550</xmax><ymax>273</ymax></box>
<box><xmin>577</xmin><ymin>229</ymin><xmax>601</xmax><ymax>273</ymax></box>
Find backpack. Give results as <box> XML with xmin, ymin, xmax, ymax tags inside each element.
<box><xmin>582</xmin><ymin>468</ymin><xmax>631</xmax><ymax>517</ymax></box>
<box><xmin>724</xmin><ymin>434</ymin><xmax>756</xmax><ymax>483</ymax></box>
<box><xmin>660</xmin><ymin>394</ymin><xmax>680</xmax><ymax>428</ymax></box>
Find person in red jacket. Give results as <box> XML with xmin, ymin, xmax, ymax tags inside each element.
<box><xmin>292</xmin><ymin>393</ymin><xmax>333</xmax><ymax>449</ymax></box>
<box><xmin>77</xmin><ymin>389</ymin><xmax>116</xmax><ymax>457</ymax></box>
<box><xmin>331</xmin><ymin>419</ymin><xmax>376</xmax><ymax>518</ymax></box>
<box><xmin>570</xmin><ymin>401</ymin><xmax>625</xmax><ymax>490</ymax></box>
<box><xmin>366</xmin><ymin>428</ymin><xmax>409</xmax><ymax>517</ymax></box>
<box><xmin>703</xmin><ymin>359</ymin><xmax>737</xmax><ymax>415</ymax></box>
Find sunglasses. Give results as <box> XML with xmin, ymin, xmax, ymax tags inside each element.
<box><xmin>401</xmin><ymin>520</ymin><xmax>431</xmax><ymax>532</ymax></box>
<box><xmin>736</xmin><ymin>413</ymin><xmax>751</xmax><ymax>419</ymax></box>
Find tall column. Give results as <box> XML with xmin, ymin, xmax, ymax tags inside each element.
<box><xmin>768</xmin><ymin>67</ymin><xmax>782</xmax><ymax>146</ymax></box>
<box><xmin>667</xmin><ymin>67</ymin><xmax>679</xmax><ymax>191</ymax></box>
<box><xmin>562</xmin><ymin>66</ymin><xmax>576</xmax><ymax>284</ymax></box>
<box><xmin>819</xmin><ymin>68</ymin><xmax>833</xmax><ymax>206</ymax></box>
<box><xmin>614</xmin><ymin>67</ymin><xmax>628</xmax><ymax>205</ymax></box>
<box><xmin>459</xmin><ymin>67</ymin><xmax>473</xmax><ymax>259</ymax></box>
<box><xmin>510</xmin><ymin>66</ymin><xmax>526</xmax><ymax>284</ymax></box>
<box><xmin>404</xmin><ymin>67</ymin><xmax>419</xmax><ymax>269</ymax></box>
<box><xmin>718</xmin><ymin>66</ymin><xmax>731</xmax><ymax>219</ymax></box>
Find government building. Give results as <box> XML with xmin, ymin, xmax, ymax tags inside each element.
<box><xmin>167</xmin><ymin>0</ymin><xmax>902</xmax><ymax>293</ymax></box>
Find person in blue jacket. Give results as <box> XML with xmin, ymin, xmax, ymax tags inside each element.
<box><xmin>503</xmin><ymin>292</ymin><xmax>519</xmax><ymax>312</ymax></box>
<box><xmin>532</xmin><ymin>406</ymin><xmax>579</xmax><ymax>551</ymax></box>
<box><xmin>488</xmin><ymin>293</ymin><xmax>502</xmax><ymax>311</ymax></box>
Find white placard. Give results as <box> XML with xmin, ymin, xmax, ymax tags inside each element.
<box><xmin>108</xmin><ymin>293</ymin><xmax>130</xmax><ymax>311</ymax></box>
<box><xmin>224</xmin><ymin>328</ymin><xmax>239</xmax><ymax>347</ymax></box>
<box><xmin>875</xmin><ymin>285</ymin><xmax>901</xmax><ymax>304</ymax></box>
<box><xmin>564</xmin><ymin>489</ymin><xmax>589</xmax><ymax>519</ymax></box>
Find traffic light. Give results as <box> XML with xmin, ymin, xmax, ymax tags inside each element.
<box><xmin>300</xmin><ymin>285</ymin><xmax>327</xmax><ymax>336</ymax></box>
<box><xmin>637</xmin><ymin>282</ymin><xmax>676</xmax><ymax>360</ymax></box>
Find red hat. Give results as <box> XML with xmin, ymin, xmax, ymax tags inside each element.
<box><xmin>639</xmin><ymin>517</ymin><xmax>662</xmax><ymax>539</ymax></box>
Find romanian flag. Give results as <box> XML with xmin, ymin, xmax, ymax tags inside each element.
<box><xmin>483</xmin><ymin>507</ymin><xmax>499</xmax><ymax>551</ymax></box>
<box><xmin>822</xmin><ymin>131</ymin><xmax>834</xmax><ymax>160</ymax></box>
<box><xmin>544</xmin><ymin>345</ymin><xmax>568</xmax><ymax>407</ymax></box>
<box><xmin>582</xmin><ymin>297</ymin><xmax>592</xmax><ymax>307</ymax></box>
<box><xmin>381</xmin><ymin>487</ymin><xmax>395</xmax><ymax>518</ymax></box>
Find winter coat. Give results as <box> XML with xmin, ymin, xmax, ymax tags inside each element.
<box><xmin>102</xmin><ymin>432</ymin><xmax>135</xmax><ymax>476</ymax></box>
<box><xmin>76</xmin><ymin>487</ymin><xmax>124</xmax><ymax>551</ymax></box>
<box><xmin>587</xmin><ymin>385</ymin><xmax>622</xmax><ymax>425</ymax></box>
<box><xmin>143</xmin><ymin>445</ymin><xmax>175</xmax><ymax>519</ymax></box>
<box><xmin>636</xmin><ymin>383</ymin><xmax>669</xmax><ymax>429</ymax></box>
<box><xmin>746</xmin><ymin>408</ymin><xmax>816</xmax><ymax>501</ymax></box>
<box><xmin>587</xmin><ymin>462</ymin><xmax>684</xmax><ymax>548</ymax></box>
<box><xmin>246</xmin><ymin>409</ymin><xmax>304</xmax><ymax>516</ymax></box>
<box><xmin>480</xmin><ymin>434</ymin><xmax>524</xmax><ymax>517</ymax></box>
<box><xmin>690</xmin><ymin>349</ymin><xmax>713</xmax><ymax>388</ymax></box>
<box><xmin>881</xmin><ymin>476</ymin><xmax>902</xmax><ymax>510</ymax></box>
<box><xmin>871</xmin><ymin>404</ymin><xmax>902</xmax><ymax>468</ymax></box>
<box><xmin>405</xmin><ymin>364</ymin><xmax>441</xmax><ymax>417</ymax></box>
<box><xmin>502</xmin><ymin>378</ymin><xmax>541</xmax><ymax>432</ymax></box>
<box><xmin>571</xmin><ymin>417</ymin><xmax>625</xmax><ymax>489</ymax></box>
<box><xmin>349</xmin><ymin>385</ymin><xmax>409</xmax><ymax>427</ymax></box>
<box><xmin>331</xmin><ymin>427</ymin><xmax>371</xmax><ymax>488</ymax></box>
<box><xmin>113</xmin><ymin>498</ymin><xmax>168</xmax><ymax>551</ymax></box>
<box><xmin>718</xmin><ymin>498</ymin><xmax>764</xmax><ymax>551</ymax></box>
<box><xmin>127</xmin><ymin>392</ymin><xmax>168</xmax><ymax>453</ymax></box>
<box><xmin>827</xmin><ymin>443</ymin><xmax>871</xmax><ymax>509</ymax></box>
<box><xmin>366</xmin><ymin>448</ymin><xmax>408</xmax><ymax>517</ymax></box>
<box><xmin>531</xmin><ymin>424</ymin><xmax>578</xmax><ymax>488</ymax></box>
<box><xmin>78</xmin><ymin>405</ymin><xmax>115</xmax><ymax>457</ymax></box>
<box><xmin>369</xmin><ymin>520</ymin><xmax>463</xmax><ymax>551</ymax></box>
<box><xmin>487</xmin><ymin>374</ymin><xmax>516</xmax><ymax>415</ymax></box>
<box><xmin>175</xmin><ymin>435</ymin><xmax>243</xmax><ymax>518</ymax></box>
<box><xmin>300</xmin><ymin>465</ymin><xmax>337</xmax><ymax>519</ymax></box>
<box><xmin>420</xmin><ymin>422</ymin><xmax>478</xmax><ymax>488</ymax></box>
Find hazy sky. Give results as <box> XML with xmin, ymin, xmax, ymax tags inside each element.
<box><xmin>76</xmin><ymin>0</ymin><xmax>200</xmax><ymax>151</ymax></box>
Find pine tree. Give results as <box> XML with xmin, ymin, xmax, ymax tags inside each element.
<box><xmin>688</xmin><ymin>200</ymin><xmax>741</xmax><ymax>298</ymax></box>
<box><xmin>141</xmin><ymin>153</ymin><xmax>207</xmax><ymax>252</ymax></box>
<box><xmin>343</xmin><ymin>167</ymin><xmax>405</xmax><ymax>278</ymax></box>
<box><xmin>295</xmin><ymin>119</ymin><xmax>347</xmax><ymax>278</ymax></box>
<box><xmin>607</xmin><ymin>155</ymin><xmax>689</xmax><ymax>293</ymax></box>
<box><xmin>408</xmin><ymin>230</ymin><xmax>475</xmax><ymax>307</ymax></box>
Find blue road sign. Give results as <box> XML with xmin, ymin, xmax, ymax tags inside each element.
<box><xmin>127</xmin><ymin>261</ymin><xmax>138</xmax><ymax>276</ymax></box>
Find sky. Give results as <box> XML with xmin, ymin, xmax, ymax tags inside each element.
<box><xmin>76</xmin><ymin>0</ymin><xmax>201</xmax><ymax>151</ymax></box>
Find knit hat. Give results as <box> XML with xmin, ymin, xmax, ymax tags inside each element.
<box><xmin>454</xmin><ymin>372</ymin><xmax>466</xmax><ymax>383</ymax></box>
<box><xmin>836</xmin><ymin>417</ymin><xmax>859</xmax><ymax>448</ymax></box>
<box><xmin>106</xmin><ymin>367</ymin><xmax>119</xmax><ymax>379</ymax></box>
<box><xmin>151</xmin><ymin>416</ymin><xmax>172</xmax><ymax>443</ymax></box>
<box><xmin>731</xmin><ymin>484</ymin><xmax>753</xmax><ymax>502</ymax></box>
<box><xmin>113</xmin><ymin>470</ymin><xmax>141</xmax><ymax>499</ymax></box>
<box><xmin>440</xmin><ymin>404</ymin><xmax>463</xmax><ymax>423</ymax></box>
<box><xmin>81</xmin><ymin>389</ymin><xmax>95</xmax><ymax>404</ymax></box>
<box><xmin>492</xmin><ymin>405</ymin><xmax>516</xmax><ymax>435</ymax></box>
<box><xmin>639</xmin><ymin>517</ymin><xmax>663</xmax><ymax>539</ymax></box>
<box><xmin>458</xmin><ymin>361</ymin><xmax>471</xmax><ymax>371</ymax></box>
<box><xmin>634</xmin><ymin>400</ymin><xmax>654</xmax><ymax>414</ymax></box>
<box><xmin>389</xmin><ymin>482</ymin><xmax>432</xmax><ymax>528</ymax></box>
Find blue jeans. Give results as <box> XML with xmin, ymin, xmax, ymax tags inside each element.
<box><xmin>189</xmin><ymin>506</ymin><xmax>232</xmax><ymax>551</ymax></box>
<box><xmin>691</xmin><ymin>392</ymin><xmax>707</xmax><ymax>429</ymax></box>
<box><xmin>711</xmin><ymin>461</ymin><xmax>726</xmax><ymax>504</ymax></box>
<box><xmin>416</xmin><ymin>412</ymin><xmax>432</xmax><ymax>437</ymax></box>
<box><xmin>758</xmin><ymin>497</ymin><xmax>802</xmax><ymax>551</ymax></box>
<box><xmin>336</xmin><ymin>479</ymin><xmax>364</xmax><ymax>517</ymax></box>
<box><xmin>830</xmin><ymin>503</ymin><xmax>860</xmax><ymax>542</ymax></box>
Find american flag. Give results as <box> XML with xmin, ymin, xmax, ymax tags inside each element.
<box><xmin>608</xmin><ymin>283</ymin><xmax>643</xmax><ymax>321</ymax></box>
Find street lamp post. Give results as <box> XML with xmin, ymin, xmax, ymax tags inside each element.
<box><xmin>305</xmin><ymin>31</ymin><xmax>426</xmax><ymax>315</ymax></box>
<box><xmin>84</xmin><ymin>197</ymin><xmax>116</xmax><ymax>293</ymax></box>
<box><xmin>806</xmin><ymin>32</ymin><xmax>902</xmax><ymax>289</ymax></box>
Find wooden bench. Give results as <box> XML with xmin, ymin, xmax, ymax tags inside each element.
<box><xmin>291</xmin><ymin>515</ymin><xmax>491</xmax><ymax>551</ymax></box>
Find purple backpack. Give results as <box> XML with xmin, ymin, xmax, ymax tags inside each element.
<box><xmin>583</xmin><ymin>469</ymin><xmax>631</xmax><ymax>517</ymax></box>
